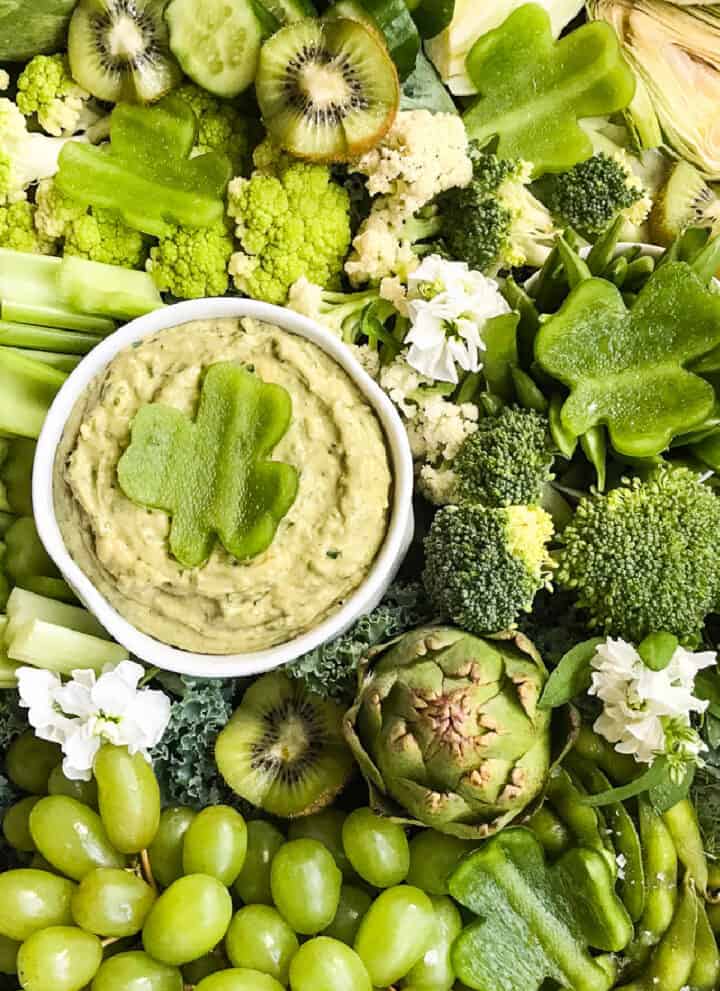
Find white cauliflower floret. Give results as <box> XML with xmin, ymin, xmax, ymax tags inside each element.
<box><xmin>345</xmin><ymin>205</ymin><xmax>420</xmax><ymax>287</ymax></box>
<box><xmin>287</xmin><ymin>275</ymin><xmax>324</xmax><ymax>318</ymax></box>
<box><xmin>418</xmin><ymin>464</ymin><xmax>459</xmax><ymax>505</ymax></box>
<box><xmin>350</xmin><ymin>344</ymin><xmax>381</xmax><ymax>380</ymax></box>
<box><xmin>0</xmin><ymin>98</ymin><xmax>77</xmax><ymax>205</ymax></box>
<box><xmin>379</xmin><ymin>355</ymin><xmax>433</xmax><ymax>416</ymax></box>
<box><xmin>406</xmin><ymin>395</ymin><xmax>479</xmax><ymax>463</ymax></box>
<box><xmin>355</xmin><ymin>110</ymin><xmax>473</xmax><ymax>216</ymax></box>
<box><xmin>379</xmin><ymin>275</ymin><xmax>409</xmax><ymax>316</ymax></box>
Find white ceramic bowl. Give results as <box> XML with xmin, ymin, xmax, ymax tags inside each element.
<box><xmin>33</xmin><ymin>298</ymin><xmax>415</xmax><ymax>678</ymax></box>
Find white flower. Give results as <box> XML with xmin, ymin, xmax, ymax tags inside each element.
<box><xmin>589</xmin><ymin>638</ymin><xmax>715</xmax><ymax>766</ymax></box>
<box><xmin>403</xmin><ymin>256</ymin><xmax>510</xmax><ymax>384</ymax></box>
<box><xmin>17</xmin><ymin>660</ymin><xmax>172</xmax><ymax>781</ymax></box>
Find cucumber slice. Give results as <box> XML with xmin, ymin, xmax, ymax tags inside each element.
<box><xmin>165</xmin><ymin>0</ymin><xmax>263</xmax><ymax>98</ymax></box>
<box><xmin>353</xmin><ymin>0</ymin><xmax>420</xmax><ymax>80</ymax></box>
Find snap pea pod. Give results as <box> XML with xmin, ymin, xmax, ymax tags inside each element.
<box><xmin>688</xmin><ymin>895</ymin><xmax>720</xmax><ymax>991</ymax></box>
<box><xmin>623</xmin><ymin>256</ymin><xmax>655</xmax><ymax>293</ymax></box>
<box><xmin>606</xmin><ymin>255</ymin><xmax>628</xmax><ymax>289</ymax></box>
<box><xmin>662</xmin><ymin>799</ymin><xmax>708</xmax><ymax>896</ymax></box>
<box><xmin>557</xmin><ymin>235</ymin><xmax>592</xmax><ymax>289</ymax></box>
<box><xmin>586</xmin><ymin>215</ymin><xmax>624</xmax><ymax>276</ymax></box>
<box><xmin>572</xmin><ymin>726</ymin><xmax>637</xmax><ymax>784</ymax></box>
<box><xmin>510</xmin><ymin>366</ymin><xmax>548</xmax><ymax>413</ymax></box>
<box><xmin>566</xmin><ymin>756</ymin><xmax>645</xmax><ymax>923</ymax></box>
<box><xmin>631</xmin><ymin>799</ymin><xmax>677</xmax><ymax>957</ymax></box>
<box><xmin>524</xmin><ymin>806</ymin><xmax>572</xmax><ymax>859</ymax></box>
<box><xmin>501</xmin><ymin>276</ymin><xmax>540</xmax><ymax>370</ymax></box>
<box><xmin>545</xmin><ymin>768</ymin><xmax>616</xmax><ymax>876</ymax></box>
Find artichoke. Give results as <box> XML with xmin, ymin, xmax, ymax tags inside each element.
<box><xmin>589</xmin><ymin>0</ymin><xmax>720</xmax><ymax>177</ymax></box>
<box><xmin>344</xmin><ymin>626</ymin><xmax>553</xmax><ymax>839</ymax></box>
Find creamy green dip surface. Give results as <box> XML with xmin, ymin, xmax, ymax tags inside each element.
<box><xmin>54</xmin><ymin>317</ymin><xmax>393</xmax><ymax>655</ymax></box>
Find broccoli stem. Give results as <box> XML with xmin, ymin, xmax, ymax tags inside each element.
<box><xmin>0</xmin><ymin>349</ymin><xmax>66</xmax><ymax>439</ymax></box>
<box><xmin>0</xmin><ymin>319</ymin><xmax>102</xmax><ymax>353</ymax></box>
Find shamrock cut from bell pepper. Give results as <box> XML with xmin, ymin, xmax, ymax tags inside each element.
<box><xmin>117</xmin><ymin>362</ymin><xmax>299</xmax><ymax>569</ymax></box>
<box><xmin>535</xmin><ymin>262</ymin><xmax>720</xmax><ymax>458</ymax></box>
<box><xmin>463</xmin><ymin>4</ymin><xmax>636</xmax><ymax>176</ymax></box>
<box><xmin>449</xmin><ymin>827</ymin><xmax>633</xmax><ymax>991</ymax></box>
<box><xmin>55</xmin><ymin>96</ymin><xmax>232</xmax><ymax>238</ymax></box>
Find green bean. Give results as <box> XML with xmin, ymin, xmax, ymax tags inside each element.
<box><xmin>572</xmin><ymin>726</ymin><xmax>637</xmax><ymax>784</ymax></box>
<box><xmin>586</xmin><ymin>216</ymin><xmax>624</xmax><ymax>275</ymax></box>
<box><xmin>634</xmin><ymin>799</ymin><xmax>677</xmax><ymax>951</ymax></box>
<box><xmin>662</xmin><ymin>799</ymin><xmax>708</xmax><ymax>895</ymax></box>
<box><xmin>606</xmin><ymin>255</ymin><xmax>629</xmax><ymax>289</ymax></box>
<box><xmin>524</xmin><ymin>806</ymin><xmax>572</xmax><ymax>858</ymax></box>
<box><xmin>545</xmin><ymin>768</ymin><xmax>616</xmax><ymax>876</ymax></box>
<box><xmin>501</xmin><ymin>276</ymin><xmax>540</xmax><ymax>370</ymax></box>
<box><xmin>618</xmin><ymin>877</ymin><xmax>697</xmax><ymax>991</ymax></box>
<box><xmin>557</xmin><ymin>235</ymin><xmax>592</xmax><ymax>289</ymax></box>
<box><xmin>510</xmin><ymin>366</ymin><xmax>548</xmax><ymax>413</ymax></box>
<box><xmin>566</xmin><ymin>756</ymin><xmax>645</xmax><ymax>922</ymax></box>
<box><xmin>623</xmin><ymin>256</ymin><xmax>655</xmax><ymax>292</ymax></box>
<box><xmin>688</xmin><ymin>896</ymin><xmax>720</xmax><ymax>991</ymax></box>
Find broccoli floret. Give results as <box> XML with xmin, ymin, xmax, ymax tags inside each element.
<box><xmin>440</xmin><ymin>150</ymin><xmax>558</xmax><ymax>273</ymax></box>
<box><xmin>147</xmin><ymin>220</ymin><xmax>233</xmax><ymax>299</ymax></box>
<box><xmin>0</xmin><ymin>98</ymin><xmax>76</xmax><ymax>205</ymax></box>
<box><xmin>16</xmin><ymin>54</ymin><xmax>100</xmax><ymax>137</ymax></box>
<box><xmin>423</xmin><ymin>503</ymin><xmax>553</xmax><ymax>634</ymax></box>
<box><xmin>173</xmin><ymin>82</ymin><xmax>251</xmax><ymax>175</ymax></box>
<box><xmin>227</xmin><ymin>149</ymin><xmax>352</xmax><ymax>305</ymax></box>
<box><xmin>534</xmin><ymin>152</ymin><xmax>651</xmax><ymax>237</ymax></box>
<box><xmin>454</xmin><ymin>406</ymin><xmax>556</xmax><ymax>507</ymax></box>
<box><xmin>35</xmin><ymin>178</ymin><xmax>147</xmax><ymax>268</ymax></box>
<box><xmin>558</xmin><ymin>466</ymin><xmax>720</xmax><ymax>645</ymax></box>
<box><xmin>0</xmin><ymin>195</ymin><xmax>56</xmax><ymax>253</ymax></box>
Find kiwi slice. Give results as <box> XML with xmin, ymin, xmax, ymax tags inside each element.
<box><xmin>255</xmin><ymin>17</ymin><xmax>399</xmax><ymax>162</ymax></box>
<box><xmin>215</xmin><ymin>671</ymin><xmax>354</xmax><ymax>818</ymax></box>
<box><xmin>650</xmin><ymin>159</ymin><xmax>720</xmax><ymax>246</ymax></box>
<box><xmin>68</xmin><ymin>0</ymin><xmax>183</xmax><ymax>104</ymax></box>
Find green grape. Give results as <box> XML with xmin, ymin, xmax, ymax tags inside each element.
<box><xmin>94</xmin><ymin>745</ymin><xmax>161</xmax><ymax>855</ymax></box>
<box><xmin>71</xmin><ymin>868</ymin><xmax>156</xmax><ymax>938</ymax></box>
<box><xmin>195</xmin><ymin>969</ymin><xmax>285</xmax><ymax>991</ymax></box>
<box><xmin>402</xmin><ymin>895</ymin><xmax>462</xmax><ymax>991</ymax></box>
<box><xmin>6</xmin><ymin>732</ymin><xmax>60</xmax><ymax>794</ymax></box>
<box><xmin>342</xmin><ymin>808</ymin><xmax>409</xmax><ymax>888</ymax></box>
<box><xmin>270</xmin><ymin>839</ymin><xmax>342</xmax><ymax>935</ymax></box>
<box><xmin>29</xmin><ymin>796</ymin><xmax>125</xmax><ymax>880</ymax></box>
<box><xmin>90</xmin><ymin>950</ymin><xmax>183</xmax><ymax>991</ymax></box>
<box><xmin>182</xmin><ymin>806</ymin><xmax>247</xmax><ymax>886</ymax></box>
<box><xmin>323</xmin><ymin>885</ymin><xmax>373</xmax><ymax>945</ymax></box>
<box><xmin>354</xmin><ymin>885</ymin><xmax>435</xmax><ymax>987</ymax></box>
<box><xmin>142</xmin><ymin>874</ymin><xmax>233</xmax><ymax>966</ymax></box>
<box><xmin>406</xmin><ymin>831</ymin><xmax>477</xmax><ymax>896</ymax></box>
<box><xmin>0</xmin><ymin>869</ymin><xmax>75</xmax><ymax>941</ymax></box>
<box><xmin>225</xmin><ymin>905</ymin><xmax>298</xmax><ymax>984</ymax></box>
<box><xmin>48</xmin><ymin>766</ymin><xmax>99</xmax><ymax>809</ymax></box>
<box><xmin>233</xmin><ymin>821</ymin><xmax>284</xmax><ymax>906</ymax></box>
<box><xmin>29</xmin><ymin>855</ymin><xmax>61</xmax><ymax>875</ymax></box>
<box><xmin>182</xmin><ymin>950</ymin><xmax>229</xmax><ymax>984</ymax></box>
<box><xmin>0</xmin><ymin>934</ymin><xmax>19</xmax><ymax>975</ymax></box>
<box><xmin>289</xmin><ymin>937</ymin><xmax>371</xmax><ymax>991</ymax></box>
<box><xmin>148</xmin><ymin>807</ymin><xmax>196</xmax><ymax>889</ymax></box>
<box><xmin>288</xmin><ymin>810</ymin><xmax>356</xmax><ymax>880</ymax></box>
<box><xmin>3</xmin><ymin>797</ymin><xmax>40</xmax><ymax>852</ymax></box>
<box><xmin>17</xmin><ymin>925</ymin><xmax>102</xmax><ymax>991</ymax></box>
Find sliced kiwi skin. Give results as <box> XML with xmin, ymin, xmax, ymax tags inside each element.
<box><xmin>255</xmin><ymin>16</ymin><xmax>399</xmax><ymax>163</ymax></box>
<box><xmin>650</xmin><ymin>159</ymin><xmax>720</xmax><ymax>246</ymax></box>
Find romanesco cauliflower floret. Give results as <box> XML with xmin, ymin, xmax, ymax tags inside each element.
<box><xmin>227</xmin><ymin>154</ymin><xmax>351</xmax><ymax>305</ymax></box>
<box><xmin>0</xmin><ymin>196</ymin><xmax>57</xmax><ymax>254</ymax></box>
<box><xmin>35</xmin><ymin>178</ymin><xmax>147</xmax><ymax>267</ymax></box>
<box><xmin>0</xmin><ymin>98</ymin><xmax>75</xmax><ymax>205</ymax></box>
<box><xmin>174</xmin><ymin>82</ymin><xmax>251</xmax><ymax>174</ymax></box>
<box><xmin>16</xmin><ymin>55</ymin><xmax>100</xmax><ymax>137</ymax></box>
<box><xmin>147</xmin><ymin>221</ymin><xmax>234</xmax><ymax>299</ymax></box>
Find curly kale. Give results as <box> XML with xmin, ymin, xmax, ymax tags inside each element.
<box><xmin>454</xmin><ymin>406</ymin><xmax>556</xmax><ymax>508</ymax></box>
<box><xmin>288</xmin><ymin>583</ymin><xmax>434</xmax><ymax>704</ymax></box>
<box><xmin>558</xmin><ymin>466</ymin><xmax>720</xmax><ymax>645</ymax></box>
<box><xmin>423</xmin><ymin>504</ymin><xmax>553</xmax><ymax>635</ymax></box>
<box><xmin>151</xmin><ymin>676</ymin><xmax>242</xmax><ymax>810</ymax></box>
<box><xmin>519</xmin><ymin>588</ymin><xmax>591</xmax><ymax>667</ymax></box>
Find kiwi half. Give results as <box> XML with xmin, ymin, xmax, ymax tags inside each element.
<box><xmin>650</xmin><ymin>159</ymin><xmax>720</xmax><ymax>246</ymax></box>
<box><xmin>255</xmin><ymin>17</ymin><xmax>399</xmax><ymax>162</ymax></box>
<box><xmin>68</xmin><ymin>0</ymin><xmax>183</xmax><ymax>104</ymax></box>
<box><xmin>215</xmin><ymin>671</ymin><xmax>354</xmax><ymax>818</ymax></box>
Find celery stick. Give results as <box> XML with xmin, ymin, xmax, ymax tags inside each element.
<box><xmin>0</xmin><ymin>320</ymin><xmax>102</xmax><ymax>353</ymax></box>
<box><xmin>0</xmin><ymin>617</ymin><xmax>19</xmax><ymax>687</ymax></box>
<box><xmin>0</xmin><ymin>349</ymin><xmax>66</xmax><ymax>439</ymax></box>
<box><xmin>58</xmin><ymin>256</ymin><xmax>165</xmax><ymax>320</ymax></box>
<box><xmin>6</xmin><ymin>587</ymin><xmax>108</xmax><ymax>642</ymax></box>
<box><xmin>4</xmin><ymin>348</ymin><xmax>82</xmax><ymax>372</ymax></box>
<box><xmin>7</xmin><ymin>619</ymin><xmax>127</xmax><ymax>674</ymax></box>
<box><xmin>2</xmin><ymin>301</ymin><xmax>116</xmax><ymax>335</ymax></box>
<box><xmin>18</xmin><ymin>576</ymin><xmax>77</xmax><ymax>603</ymax></box>
<box><xmin>1</xmin><ymin>437</ymin><xmax>34</xmax><ymax>515</ymax></box>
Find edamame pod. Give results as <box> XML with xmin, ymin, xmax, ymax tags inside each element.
<box><xmin>628</xmin><ymin>799</ymin><xmax>677</xmax><ymax>963</ymax></box>
<box><xmin>546</xmin><ymin>767</ymin><xmax>616</xmax><ymax>876</ymax></box>
<box><xmin>687</xmin><ymin>895</ymin><xmax>720</xmax><ymax>991</ymax></box>
<box><xmin>617</xmin><ymin>878</ymin><xmax>697</xmax><ymax>991</ymax></box>
<box><xmin>572</xmin><ymin>726</ymin><xmax>636</xmax><ymax>784</ymax></box>
<box><xmin>525</xmin><ymin>805</ymin><xmax>572</xmax><ymax>858</ymax></box>
<box><xmin>662</xmin><ymin>799</ymin><xmax>708</xmax><ymax>895</ymax></box>
<box><xmin>95</xmin><ymin>745</ymin><xmax>161</xmax><ymax>854</ymax></box>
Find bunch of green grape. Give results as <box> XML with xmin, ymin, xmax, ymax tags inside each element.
<box><xmin>0</xmin><ymin>729</ymin><xmax>473</xmax><ymax>991</ymax></box>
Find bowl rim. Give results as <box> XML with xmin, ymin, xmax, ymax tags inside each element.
<box><xmin>32</xmin><ymin>297</ymin><xmax>415</xmax><ymax>678</ymax></box>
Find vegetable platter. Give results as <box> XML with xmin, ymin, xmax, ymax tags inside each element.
<box><xmin>2</xmin><ymin>0</ymin><xmax>720</xmax><ymax>990</ymax></box>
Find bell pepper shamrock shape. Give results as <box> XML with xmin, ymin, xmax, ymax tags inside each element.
<box><xmin>463</xmin><ymin>4</ymin><xmax>636</xmax><ymax>176</ymax></box>
<box><xmin>117</xmin><ymin>362</ymin><xmax>299</xmax><ymax>569</ymax></box>
<box><xmin>449</xmin><ymin>826</ymin><xmax>633</xmax><ymax>991</ymax></box>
